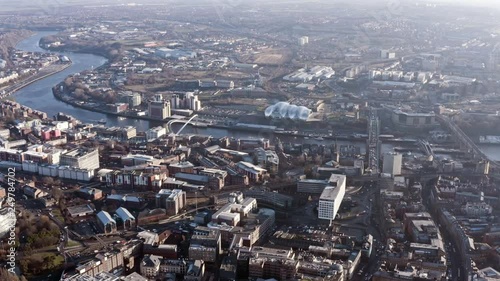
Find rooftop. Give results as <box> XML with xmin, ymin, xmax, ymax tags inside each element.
<box><xmin>97</xmin><ymin>210</ymin><xmax>116</xmax><ymax>225</ymax></box>
<box><xmin>115</xmin><ymin>207</ymin><xmax>135</xmax><ymax>221</ymax></box>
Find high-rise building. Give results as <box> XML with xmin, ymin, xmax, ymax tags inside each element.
<box><xmin>318</xmin><ymin>174</ymin><xmax>346</xmax><ymax>223</ymax></box>
<box><xmin>298</xmin><ymin>36</ymin><xmax>309</xmax><ymax>46</ymax></box>
<box><xmin>148</xmin><ymin>95</ymin><xmax>171</xmax><ymax>119</ymax></box>
<box><xmin>382</xmin><ymin>152</ymin><xmax>402</xmax><ymax>176</ymax></box>
<box><xmin>169</xmin><ymin>92</ymin><xmax>202</xmax><ymax>112</ymax></box>
<box><xmin>171</xmin><ymin>94</ymin><xmax>180</xmax><ymax>109</ymax></box>
<box><xmin>120</xmin><ymin>92</ymin><xmax>142</xmax><ymax>107</ymax></box>
<box><xmin>380</xmin><ymin>49</ymin><xmax>396</xmax><ymax>59</ymax></box>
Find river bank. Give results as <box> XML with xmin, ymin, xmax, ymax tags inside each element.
<box><xmin>0</xmin><ymin>62</ymin><xmax>72</xmax><ymax>99</ymax></box>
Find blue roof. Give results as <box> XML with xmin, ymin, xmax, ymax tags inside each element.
<box><xmin>116</xmin><ymin>207</ymin><xmax>135</xmax><ymax>221</ymax></box>
<box><xmin>97</xmin><ymin>210</ymin><xmax>116</xmax><ymax>225</ymax></box>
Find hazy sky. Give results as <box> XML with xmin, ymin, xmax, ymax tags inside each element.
<box><xmin>0</xmin><ymin>0</ymin><xmax>499</xmax><ymax>11</ymax></box>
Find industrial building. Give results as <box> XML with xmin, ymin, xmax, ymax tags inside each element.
<box><xmin>115</xmin><ymin>207</ymin><xmax>136</xmax><ymax>230</ymax></box>
<box><xmin>283</xmin><ymin>66</ymin><xmax>335</xmax><ymax>82</ymax></box>
<box><xmin>148</xmin><ymin>94</ymin><xmax>171</xmax><ymax>120</ymax></box>
<box><xmin>96</xmin><ymin>210</ymin><xmax>117</xmax><ymax>234</ymax></box>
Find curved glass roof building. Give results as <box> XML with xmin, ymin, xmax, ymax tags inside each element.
<box><xmin>264</xmin><ymin>102</ymin><xmax>311</xmax><ymax>121</ymax></box>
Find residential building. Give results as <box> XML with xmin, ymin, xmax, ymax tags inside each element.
<box><xmin>184</xmin><ymin>260</ymin><xmax>205</xmax><ymax>281</ymax></box>
<box><xmin>254</xmin><ymin>148</ymin><xmax>279</xmax><ymax>175</ymax></box>
<box><xmin>140</xmin><ymin>255</ymin><xmax>161</xmax><ymax>279</ymax></box>
<box><xmin>235</xmin><ymin>161</ymin><xmax>268</xmax><ymax>183</ymax></box>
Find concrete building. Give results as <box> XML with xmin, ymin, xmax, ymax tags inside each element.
<box><xmin>318</xmin><ymin>174</ymin><xmax>346</xmax><ymax>223</ymax></box>
<box><xmin>140</xmin><ymin>254</ymin><xmax>161</xmax><ymax>279</ymax></box>
<box><xmin>73</xmin><ymin>251</ymin><xmax>124</xmax><ymax>278</ymax></box>
<box><xmin>168</xmin><ymin>161</ymin><xmax>195</xmax><ymax>175</ymax></box>
<box><xmin>155</xmin><ymin>48</ymin><xmax>197</xmax><ymax>60</ymax></box>
<box><xmin>380</xmin><ymin>49</ymin><xmax>396</xmax><ymax>59</ymax></box>
<box><xmin>184</xmin><ymin>260</ymin><xmax>205</xmax><ymax>281</ymax></box>
<box><xmin>170</xmin><ymin>92</ymin><xmax>202</xmax><ymax>112</ymax></box>
<box><xmin>211</xmin><ymin>197</ymin><xmax>257</xmax><ymax>226</ymax></box>
<box><xmin>235</xmin><ymin>161</ymin><xmax>268</xmax><ymax>183</ymax></box>
<box><xmin>241</xmin><ymin>246</ymin><xmax>298</xmax><ymax>280</ymax></box>
<box><xmin>298</xmin><ymin>36</ymin><xmax>309</xmax><ymax>46</ymax></box>
<box><xmin>77</xmin><ymin>188</ymin><xmax>103</xmax><ymax>201</ymax></box>
<box><xmin>297</xmin><ymin>179</ymin><xmax>327</xmax><ymax>194</ymax></box>
<box><xmin>461</xmin><ymin>202</ymin><xmax>492</xmax><ymax>216</ymax></box>
<box><xmin>254</xmin><ymin>148</ymin><xmax>279</xmax><ymax>175</ymax></box>
<box><xmin>148</xmin><ymin>94</ymin><xmax>171</xmax><ymax>120</ymax></box>
<box><xmin>60</xmin><ymin>148</ymin><xmax>100</xmax><ymax>170</ymax></box>
<box><xmin>391</xmin><ymin>109</ymin><xmax>438</xmax><ymax>130</ymax></box>
<box><xmin>155</xmin><ymin>189</ymin><xmax>187</xmax><ymax>215</ymax></box>
<box><xmin>120</xmin><ymin>92</ymin><xmax>142</xmax><ymax>107</ymax></box>
<box><xmin>189</xmin><ymin>229</ymin><xmax>221</xmax><ymax>262</ymax></box>
<box><xmin>66</xmin><ymin>204</ymin><xmax>95</xmax><ymax>218</ymax></box>
<box><xmin>146</xmin><ymin>126</ymin><xmax>167</xmax><ymax>141</ymax></box>
<box><xmin>382</xmin><ymin>152</ymin><xmax>402</xmax><ymax>176</ymax></box>
<box><xmin>96</xmin><ymin>210</ymin><xmax>117</xmax><ymax>234</ymax></box>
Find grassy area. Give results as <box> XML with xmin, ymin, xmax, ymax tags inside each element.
<box><xmin>52</xmin><ymin>208</ymin><xmax>65</xmax><ymax>223</ymax></box>
<box><xmin>66</xmin><ymin>239</ymin><xmax>81</xmax><ymax>248</ymax></box>
<box><xmin>21</xmin><ymin>251</ymin><xmax>65</xmax><ymax>279</ymax></box>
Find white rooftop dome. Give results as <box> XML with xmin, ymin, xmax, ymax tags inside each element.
<box><xmin>265</xmin><ymin>102</ymin><xmax>311</xmax><ymax>121</ymax></box>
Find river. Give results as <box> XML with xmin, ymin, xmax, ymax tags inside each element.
<box><xmin>11</xmin><ymin>32</ymin><xmax>500</xmax><ymax>161</ymax></box>
<box><xmin>13</xmin><ymin>31</ymin><xmax>152</xmax><ymax>131</ymax></box>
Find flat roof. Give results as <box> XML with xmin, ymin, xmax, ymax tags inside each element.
<box><xmin>320</xmin><ymin>185</ymin><xmax>345</xmax><ymax>201</ymax></box>
<box><xmin>67</xmin><ymin>204</ymin><xmax>95</xmax><ymax>216</ymax></box>
<box><xmin>328</xmin><ymin>174</ymin><xmax>346</xmax><ymax>186</ymax></box>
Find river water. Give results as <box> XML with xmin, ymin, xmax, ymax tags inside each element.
<box><xmin>13</xmin><ymin>31</ymin><xmax>152</xmax><ymax>131</ymax></box>
<box><xmin>12</xmin><ymin>32</ymin><xmax>500</xmax><ymax>161</ymax></box>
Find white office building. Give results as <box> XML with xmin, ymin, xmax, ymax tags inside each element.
<box><xmin>298</xmin><ymin>36</ymin><xmax>309</xmax><ymax>46</ymax></box>
<box><xmin>382</xmin><ymin>152</ymin><xmax>402</xmax><ymax>176</ymax></box>
<box><xmin>146</xmin><ymin>126</ymin><xmax>167</xmax><ymax>141</ymax></box>
<box><xmin>318</xmin><ymin>174</ymin><xmax>346</xmax><ymax>224</ymax></box>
